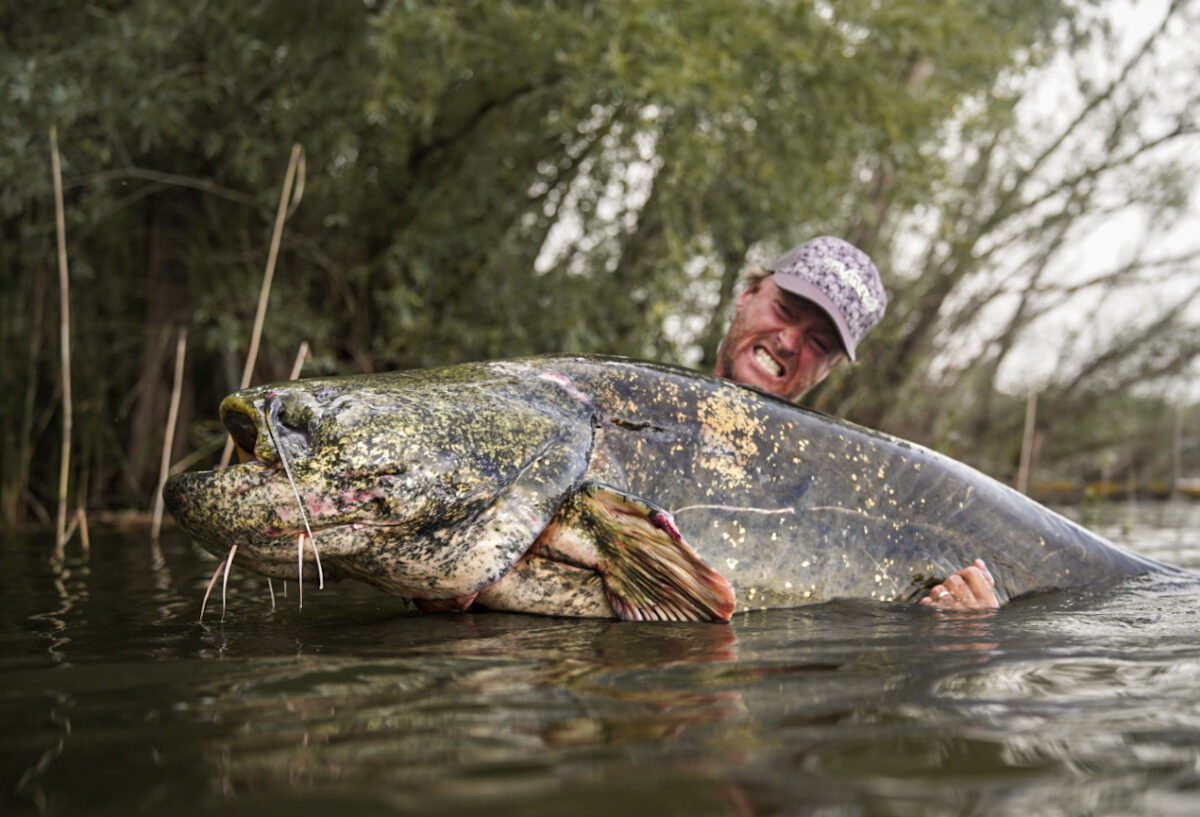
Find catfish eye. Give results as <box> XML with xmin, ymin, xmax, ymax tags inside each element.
<box><xmin>267</xmin><ymin>398</ymin><xmax>312</xmax><ymax>456</ymax></box>
<box><xmin>276</xmin><ymin>409</ymin><xmax>308</xmax><ymax>433</ymax></box>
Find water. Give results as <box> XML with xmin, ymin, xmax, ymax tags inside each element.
<box><xmin>4</xmin><ymin>503</ymin><xmax>1200</xmax><ymax>816</ymax></box>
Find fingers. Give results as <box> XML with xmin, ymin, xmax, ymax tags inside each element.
<box><xmin>919</xmin><ymin>559</ymin><xmax>1000</xmax><ymax>611</ymax></box>
<box><xmin>960</xmin><ymin>559</ymin><xmax>995</xmax><ymax>598</ymax></box>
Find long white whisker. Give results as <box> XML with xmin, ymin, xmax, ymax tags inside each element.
<box><xmin>265</xmin><ymin>399</ymin><xmax>326</xmax><ymax>610</ymax></box>
<box><xmin>282</xmin><ymin>470</ymin><xmax>322</xmax><ymax>590</ymax></box>
<box><xmin>221</xmin><ymin>544</ymin><xmax>237</xmax><ymax>621</ymax></box>
<box><xmin>297</xmin><ymin>532</ymin><xmax>305</xmax><ymax>609</ymax></box>
<box><xmin>308</xmin><ymin>534</ymin><xmax>323</xmax><ymax>589</ymax></box>
<box><xmin>200</xmin><ymin>559</ymin><xmax>225</xmax><ymax>622</ymax></box>
<box><xmin>267</xmin><ymin>577</ymin><xmax>276</xmax><ymax>610</ymax></box>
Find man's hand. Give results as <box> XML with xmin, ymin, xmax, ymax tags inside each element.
<box><xmin>919</xmin><ymin>558</ymin><xmax>999</xmax><ymax>611</ymax></box>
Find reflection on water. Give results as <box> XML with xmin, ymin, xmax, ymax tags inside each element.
<box><xmin>3</xmin><ymin>504</ymin><xmax>1200</xmax><ymax>816</ymax></box>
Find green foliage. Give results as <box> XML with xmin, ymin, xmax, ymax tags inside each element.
<box><xmin>10</xmin><ymin>0</ymin><xmax>1166</xmax><ymax>524</ymax></box>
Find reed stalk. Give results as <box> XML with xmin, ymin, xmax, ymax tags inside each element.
<box><xmin>151</xmin><ymin>326</ymin><xmax>188</xmax><ymax>542</ymax></box>
<box><xmin>220</xmin><ymin>144</ymin><xmax>305</xmax><ymax>467</ymax></box>
<box><xmin>1172</xmin><ymin>405</ymin><xmax>1183</xmax><ymax>498</ymax></box>
<box><xmin>50</xmin><ymin>127</ymin><xmax>74</xmax><ymax>556</ymax></box>
<box><xmin>76</xmin><ymin>506</ymin><xmax>91</xmax><ymax>556</ymax></box>
<box><xmin>63</xmin><ymin>505</ymin><xmax>89</xmax><ymax>551</ymax></box>
<box><xmin>289</xmin><ymin>340</ymin><xmax>310</xmax><ymax>380</ymax></box>
<box><xmin>1016</xmin><ymin>389</ymin><xmax>1038</xmax><ymax>495</ymax></box>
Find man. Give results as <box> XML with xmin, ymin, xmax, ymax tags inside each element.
<box><xmin>714</xmin><ymin>236</ymin><xmax>998</xmax><ymax>611</ymax></box>
<box><xmin>715</xmin><ymin>235</ymin><xmax>885</xmax><ymax>402</ymax></box>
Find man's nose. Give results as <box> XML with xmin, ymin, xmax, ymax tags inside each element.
<box><xmin>777</xmin><ymin>324</ymin><xmax>805</xmax><ymax>352</ymax></box>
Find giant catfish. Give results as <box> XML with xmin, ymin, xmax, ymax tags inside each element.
<box><xmin>162</xmin><ymin>355</ymin><xmax>1188</xmax><ymax>621</ymax></box>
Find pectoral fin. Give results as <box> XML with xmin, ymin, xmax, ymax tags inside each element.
<box><xmin>392</xmin><ymin>423</ymin><xmax>592</xmax><ymax>600</ymax></box>
<box><xmin>534</xmin><ymin>482</ymin><xmax>736</xmax><ymax>622</ymax></box>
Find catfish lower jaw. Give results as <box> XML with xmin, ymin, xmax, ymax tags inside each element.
<box><xmin>164</xmin><ymin>464</ymin><xmax>391</xmax><ymax>562</ymax></box>
<box><xmin>204</xmin><ymin>516</ymin><xmax>406</xmax><ymax>568</ymax></box>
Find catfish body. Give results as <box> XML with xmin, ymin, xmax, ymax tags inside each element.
<box><xmin>163</xmin><ymin>356</ymin><xmax>1183</xmax><ymax>619</ymax></box>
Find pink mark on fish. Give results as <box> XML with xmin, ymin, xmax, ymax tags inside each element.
<box><xmin>651</xmin><ymin>510</ymin><xmax>683</xmax><ymax>542</ymax></box>
<box><xmin>306</xmin><ymin>494</ymin><xmax>339</xmax><ymax>516</ymax></box>
<box><xmin>342</xmin><ymin>487</ymin><xmax>386</xmax><ymax>506</ymax></box>
<box><xmin>539</xmin><ymin>371</ymin><xmax>591</xmax><ymax>404</ymax></box>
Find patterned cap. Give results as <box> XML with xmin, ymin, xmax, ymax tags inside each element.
<box><xmin>766</xmin><ymin>236</ymin><xmax>887</xmax><ymax>361</ymax></box>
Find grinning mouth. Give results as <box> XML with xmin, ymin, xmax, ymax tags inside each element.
<box><xmin>754</xmin><ymin>347</ymin><xmax>784</xmax><ymax>378</ymax></box>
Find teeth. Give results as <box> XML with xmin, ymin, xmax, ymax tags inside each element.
<box><xmin>754</xmin><ymin>348</ymin><xmax>784</xmax><ymax>377</ymax></box>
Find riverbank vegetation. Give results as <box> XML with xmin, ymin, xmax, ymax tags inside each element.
<box><xmin>3</xmin><ymin>0</ymin><xmax>1199</xmax><ymax>528</ymax></box>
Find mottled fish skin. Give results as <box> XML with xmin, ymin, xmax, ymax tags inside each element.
<box><xmin>164</xmin><ymin>362</ymin><xmax>596</xmax><ymax>601</ymax></box>
<box><xmin>164</xmin><ymin>355</ymin><xmax>1189</xmax><ymax>617</ymax></box>
<box><xmin>547</xmin><ymin>357</ymin><xmax>1187</xmax><ymax>608</ymax></box>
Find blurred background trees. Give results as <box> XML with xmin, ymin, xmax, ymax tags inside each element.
<box><xmin>3</xmin><ymin>0</ymin><xmax>1198</xmax><ymax>526</ymax></box>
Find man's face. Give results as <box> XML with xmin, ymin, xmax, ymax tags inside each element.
<box><xmin>714</xmin><ymin>277</ymin><xmax>846</xmax><ymax>401</ymax></box>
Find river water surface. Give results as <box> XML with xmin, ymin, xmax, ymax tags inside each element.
<box><xmin>4</xmin><ymin>502</ymin><xmax>1200</xmax><ymax>816</ymax></box>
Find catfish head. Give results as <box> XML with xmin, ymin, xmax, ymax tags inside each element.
<box><xmin>162</xmin><ymin>361</ymin><xmax>735</xmax><ymax>621</ymax></box>
<box><xmin>163</xmin><ymin>365</ymin><xmax>595</xmax><ymax>600</ymax></box>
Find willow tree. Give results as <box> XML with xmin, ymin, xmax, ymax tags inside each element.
<box><xmin>360</xmin><ymin>0</ymin><xmax>1080</xmax><ymax>371</ymax></box>
<box><xmin>3</xmin><ymin>0</ymin><xmax>1082</xmax><ymax>521</ymax></box>
<box><xmin>812</xmin><ymin>0</ymin><xmax>1200</xmax><ymax>481</ymax></box>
